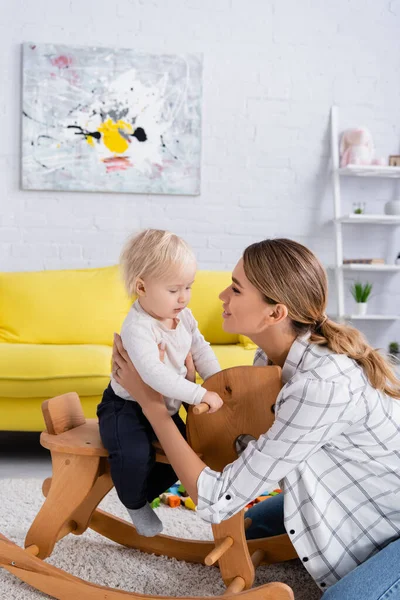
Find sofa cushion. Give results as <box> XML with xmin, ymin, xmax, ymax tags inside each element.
<box><xmin>202</xmin><ymin>344</ymin><xmax>256</xmax><ymax>377</ymax></box>
<box><xmin>0</xmin><ymin>343</ymin><xmax>111</xmax><ymax>398</ymax></box>
<box><xmin>238</xmin><ymin>335</ymin><xmax>258</xmax><ymax>350</ymax></box>
<box><xmin>0</xmin><ymin>343</ymin><xmax>256</xmax><ymax>400</ymax></box>
<box><xmin>0</xmin><ymin>266</ymin><xmax>131</xmax><ymax>345</ymax></box>
<box><xmin>188</xmin><ymin>271</ymin><xmax>239</xmax><ymax>344</ymax></box>
<box><xmin>0</xmin><ymin>396</ymin><xmax>102</xmax><ymax>432</ymax></box>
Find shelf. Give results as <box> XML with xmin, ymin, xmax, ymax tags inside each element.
<box><xmin>338</xmin><ymin>165</ymin><xmax>400</xmax><ymax>178</ymax></box>
<box><xmin>342</xmin><ymin>264</ymin><xmax>400</xmax><ymax>272</ymax></box>
<box><xmin>330</xmin><ymin>314</ymin><xmax>400</xmax><ymax>321</ymax></box>
<box><xmin>335</xmin><ymin>214</ymin><xmax>400</xmax><ymax>225</ymax></box>
<box><xmin>327</xmin><ymin>264</ymin><xmax>400</xmax><ymax>272</ymax></box>
<box><xmin>348</xmin><ymin>314</ymin><xmax>400</xmax><ymax>321</ymax></box>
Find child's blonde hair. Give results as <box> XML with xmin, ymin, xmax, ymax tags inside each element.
<box><xmin>120</xmin><ymin>229</ymin><xmax>196</xmax><ymax>296</ymax></box>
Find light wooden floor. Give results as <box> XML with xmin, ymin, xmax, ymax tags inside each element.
<box><xmin>0</xmin><ymin>432</ymin><xmax>52</xmax><ymax>479</ymax></box>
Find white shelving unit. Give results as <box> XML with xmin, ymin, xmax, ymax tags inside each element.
<box><xmin>330</xmin><ymin>106</ymin><xmax>400</xmax><ymax>323</ymax></box>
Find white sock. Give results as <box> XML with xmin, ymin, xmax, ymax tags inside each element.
<box><xmin>127</xmin><ymin>502</ymin><xmax>163</xmax><ymax>537</ymax></box>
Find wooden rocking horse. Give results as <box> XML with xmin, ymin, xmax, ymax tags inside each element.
<box><xmin>0</xmin><ymin>365</ymin><xmax>298</xmax><ymax>599</ymax></box>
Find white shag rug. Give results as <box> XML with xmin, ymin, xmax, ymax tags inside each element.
<box><xmin>0</xmin><ymin>479</ymin><xmax>321</xmax><ymax>600</ymax></box>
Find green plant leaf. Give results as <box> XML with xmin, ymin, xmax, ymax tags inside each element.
<box><xmin>350</xmin><ymin>281</ymin><xmax>373</xmax><ymax>303</ymax></box>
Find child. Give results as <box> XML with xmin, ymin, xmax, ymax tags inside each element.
<box><xmin>97</xmin><ymin>229</ymin><xmax>223</xmax><ymax>536</ymax></box>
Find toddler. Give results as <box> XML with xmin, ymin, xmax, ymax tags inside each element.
<box><xmin>97</xmin><ymin>229</ymin><xmax>223</xmax><ymax>536</ymax></box>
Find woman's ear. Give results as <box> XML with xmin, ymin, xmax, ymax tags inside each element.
<box><xmin>268</xmin><ymin>303</ymin><xmax>289</xmax><ymax>325</ymax></box>
<box><xmin>136</xmin><ymin>278</ymin><xmax>146</xmax><ymax>296</ymax></box>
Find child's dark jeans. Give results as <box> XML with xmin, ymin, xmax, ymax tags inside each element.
<box><xmin>97</xmin><ymin>383</ymin><xmax>186</xmax><ymax>510</ymax></box>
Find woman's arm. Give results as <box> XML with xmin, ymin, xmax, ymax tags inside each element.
<box><xmin>112</xmin><ymin>333</ymin><xmax>205</xmax><ymax>503</ymax></box>
<box><xmin>141</xmin><ymin>409</ymin><xmax>203</xmax><ymax>504</ymax></box>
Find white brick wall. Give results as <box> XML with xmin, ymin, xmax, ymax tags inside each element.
<box><xmin>0</xmin><ymin>0</ymin><xmax>399</xmax><ymax>349</ymax></box>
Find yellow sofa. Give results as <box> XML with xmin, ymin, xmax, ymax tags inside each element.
<box><xmin>0</xmin><ymin>266</ymin><xmax>256</xmax><ymax>431</ymax></box>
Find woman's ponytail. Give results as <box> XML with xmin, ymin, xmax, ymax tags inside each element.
<box><xmin>311</xmin><ymin>319</ymin><xmax>400</xmax><ymax>399</ymax></box>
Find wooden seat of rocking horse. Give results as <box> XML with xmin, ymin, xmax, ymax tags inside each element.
<box><xmin>40</xmin><ymin>392</ymin><xmax>172</xmax><ymax>464</ymax></box>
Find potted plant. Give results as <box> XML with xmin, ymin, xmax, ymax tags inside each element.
<box><xmin>350</xmin><ymin>281</ymin><xmax>372</xmax><ymax>315</ymax></box>
<box><xmin>388</xmin><ymin>342</ymin><xmax>399</xmax><ymax>364</ymax></box>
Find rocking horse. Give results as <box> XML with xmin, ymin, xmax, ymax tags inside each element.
<box><xmin>0</xmin><ymin>365</ymin><xmax>298</xmax><ymax>599</ymax></box>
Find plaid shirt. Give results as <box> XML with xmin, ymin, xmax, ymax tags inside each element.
<box><xmin>197</xmin><ymin>335</ymin><xmax>400</xmax><ymax>590</ymax></box>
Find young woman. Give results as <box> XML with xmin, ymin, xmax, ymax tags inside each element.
<box><xmin>111</xmin><ymin>238</ymin><xmax>400</xmax><ymax>598</ymax></box>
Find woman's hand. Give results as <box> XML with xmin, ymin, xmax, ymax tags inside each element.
<box><xmin>112</xmin><ymin>333</ymin><xmax>166</xmax><ymax>416</ymax></box>
<box><xmin>159</xmin><ymin>343</ymin><xmax>196</xmax><ymax>383</ymax></box>
<box><xmin>185</xmin><ymin>352</ymin><xmax>196</xmax><ymax>383</ymax></box>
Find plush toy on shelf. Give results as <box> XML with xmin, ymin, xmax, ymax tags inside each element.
<box><xmin>339</xmin><ymin>128</ymin><xmax>386</xmax><ymax>167</ymax></box>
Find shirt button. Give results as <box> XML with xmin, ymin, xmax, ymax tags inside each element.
<box><xmin>225</xmin><ymin>494</ymin><xmax>231</xmax><ymax>500</ymax></box>
<box><xmin>320</xmin><ymin>583</ymin><xmax>326</xmax><ymax>588</ymax></box>
<box><xmin>302</xmin><ymin>557</ymin><xmax>309</xmax><ymax>563</ymax></box>
<box><xmin>289</xmin><ymin>529</ymin><xmax>295</xmax><ymax>535</ymax></box>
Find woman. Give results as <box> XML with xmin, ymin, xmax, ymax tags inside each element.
<box><xmin>112</xmin><ymin>238</ymin><xmax>400</xmax><ymax>598</ymax></box>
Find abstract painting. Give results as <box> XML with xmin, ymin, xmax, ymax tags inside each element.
<box><xmin>22</xmin><ymin>43</ymin><xmax>202</xmax><ymax>195</ymax></box>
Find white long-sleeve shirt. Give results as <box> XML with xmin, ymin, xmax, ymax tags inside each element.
<box><xmin>111</xmin><ymin>300</ymin><xmax>221</xmax><ymax>415</ymax></box>
<box><xmin>197</xmin><ymin>335</ymin><xmax>400</xmax><ymax>590</ymax></box>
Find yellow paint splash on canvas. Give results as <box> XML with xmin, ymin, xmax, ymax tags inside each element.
<box><xmin>96</xmin><ymin>119</ymin><xmax>133</xmax><ymax>153</ymax></box>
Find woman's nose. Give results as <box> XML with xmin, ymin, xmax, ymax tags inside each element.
<box><xmin>219</xmin><ymin>287</ymin><xmax>228</xmax><ymax>301</ymax></box>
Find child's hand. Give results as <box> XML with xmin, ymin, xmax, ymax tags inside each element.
<box><xmin>202</xmin><ymin>391</ymin><xmax>223</xmax><ymax>414</ymax></box>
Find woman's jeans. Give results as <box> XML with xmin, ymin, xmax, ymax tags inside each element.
<box><xmin>245</xmin><ymin>493</ymin><xmax>286</xmax><ymax>539</ymax></box>
<box><xmin>245</xmin><ymin>491</ymin><xmax>400</xmax><ymax>599</ymax></box>
<box><xmin>323</xmin><ymin>538</ymin><xmax>400</xmax><ymax>600</ymax></box>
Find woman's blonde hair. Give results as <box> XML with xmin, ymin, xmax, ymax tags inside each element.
<box><xmin>120</xmin><ymin>229</ymin><xmax>196</xmax><ymax>296</ymax></box>
<box><xmin>243</xmin><ymin>238</ymin><xmax>400</xmax><ymax>399</ymax></box>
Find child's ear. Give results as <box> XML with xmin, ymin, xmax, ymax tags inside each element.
<box><xmin>136</xmin><ymin>278</ymin><xmax>146</xmax><ymax>296</ymax></box>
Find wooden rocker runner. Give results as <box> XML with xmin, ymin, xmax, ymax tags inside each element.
<box><xmin>0</xmin><ymin>365</ymin><xmax>298</xmax><ymax>599</ymax></box>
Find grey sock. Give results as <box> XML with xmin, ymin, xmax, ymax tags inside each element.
<box><xmin>127</xmin><ymin>502</ymin><xmax>163</xmax><ymax>537</ymax></box>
